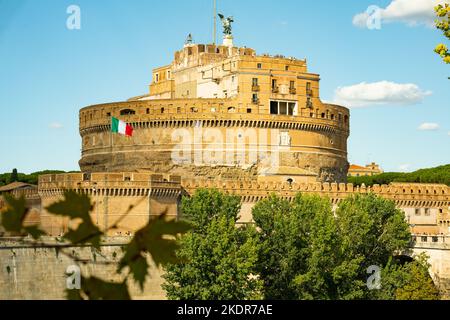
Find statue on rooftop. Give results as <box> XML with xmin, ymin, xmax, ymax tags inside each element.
<box><xmin>218</xmin><ymin>13</ymin><xmax>233</xmax><ymax>36</ymax></box>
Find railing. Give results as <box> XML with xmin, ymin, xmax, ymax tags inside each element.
<box><xmin>272</xmin><ymin>86</ymin><xmax>279</xmax><ymax>94</ymax></box>
<box><xmin>306</xmin><ymin>89</ymin><xmax>313</xmax><ymax>96</ymax></box>
<box><xmin>289</xmin><ymin>87</ymin><xmax>297</xmax><ymax>95</ymax></box>
<box><xmin>252</xmin><ymin>85</ymin><xmax>260</xmax><ymax>92</ymax></box>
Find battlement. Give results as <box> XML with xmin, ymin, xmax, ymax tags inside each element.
<box><xmin>79</xmin><ymin>99</ymin><xmax>350</xmax><ymax>134</ymax></box>
<box><xmin>38</xmin><ymin>173</ymin><xmax>450</xmax><ymax>207</ymax></box>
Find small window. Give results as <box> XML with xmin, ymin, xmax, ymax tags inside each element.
<box><xmin>306</xmin><ymin>82</ymin><xmax>311</xmax><ymax>91</ymax></box>
<box><xmin>155</xmin><ymin>73</ymin><xmax>159</xmax><ymax>83</ymax></box>
<box><xmin>425</xmin><ymin>208</ymin><xmax>431</xmax><ymax>216</ymax></box>
<box><xmin>247</xmin><ymin>108</ymin><xmax>252</xmax><ymax>114</ymax></box>
<box><xmin>415</xmin><ymin>208</ymin><xmax>421</xmax><ymax>216</ymax></box>
<box><xmin>161</xmin><ymin>107</ymin><xmax>165</xmax><ymax>114</ymax></box>
<box><xmin>146</xmin><ymin>108</ymin><xmax>150</xmax><ymax>114</ymax></box>
<box><xmin>252</xmin><ymin>93</ymin><xmax>259</xmax><ymax>104</ymax></box>
<box><xmin>257</xmin><ymin>63</ymin><xmax>262</xmax><ymax>69</ymax></box>
<box><xmin>290</xmin><ymin>81</ymin><xmax>295</xmax><ymax>89</ymax></box>
<box><xmin>106</xmin><ymin>112</ymin><xmax>111</xmax><ymax>117</ymax></box>
<box><xmin>252</xmin><ymin>78</ymin><xmax>258</xmax><ymax>86</ymax></box>
<box><xmin>272</xmin><ymin>79</ymin><xmax>277</xmax><ymax>89</ymax></box>
<box><xmin>120</xmin><ymin>109</ymin><xmax>136</xmax><ymax>116</ymax></box>
<box><xmin>331</xmin><ymin>114</ymin><xmax>335</xmax><ymax>120</ymax></box>
<box><xmin>285</xmin><ymin>66</ymin><xmax>289</xmax><ymax>71</ymax></box>
<box><xmin>321</xmin><ymin>112</ymin><xmax>325</xmax><ymax>118</ymax></box>
<box><xmin>288</xmin><ymin>103</ymin><xmax>296</xmax><ymax>116</ymax></box>
<box><xmin>167</xmin><ymin>70</ymin><xmax>171</xmax><ymax>79</ymax></box>
<box><xmin>177</xmin><ymin>107</ymin><xmax>181</xmax><ymax>113</ymax></box>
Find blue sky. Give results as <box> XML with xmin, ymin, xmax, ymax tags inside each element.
<box><xmin>0</xmin><ymin>0</ymin><xmax>448</xmax><ymax>174</ymax></box>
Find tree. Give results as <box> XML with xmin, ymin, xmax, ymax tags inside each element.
<box><xmin>10</xmin><ymin>168</ymin><xmax>18</xmax><ymax>183</ymax></box>
<box><xmin>372</xmin><ymin>254</ymin><xmax>439</xmax><ymax>300</ymax></box>
<box><xmin>163</xmin><ymin>189</ymin><xmax>263</xmax><ymax>300</ymax></box>
<box><xmin>252</xmin><ymin>192</ymin><xmax>436</xmax><ymax>300</ymax></box>
<box><xmin>434</xmin><ymin>3</ymin><xmax>450</xmax><ymax>64</ymax></box>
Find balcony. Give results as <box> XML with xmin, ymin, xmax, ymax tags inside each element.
<box><xmin>252</xmin><ymin>85</ymin><xmax>260</xmax><ymax>92</ymax></box>
<box><xmin>272</xmin><ymin>86</ymin><xmax>279</xmax><ymax>94</ymax></box>
<box><xmin>252</xmin><ymin>98</ymin><xmax>260</xmax><ymax>105</ymax></box>
<box><xmin>306</xmin><ymin>89</ymin><xmax>313</xmax><ymax>96</ymax></box>
<box><xmin>289</xmin><ymin>87</ymin><xmax>297</xmax><ymax>95</ymax></box>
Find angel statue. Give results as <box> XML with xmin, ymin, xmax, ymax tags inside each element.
<box><xmin>218</xmin><ymin>13</ymin><xmax>234</xmax><ymax>36</ymax></box>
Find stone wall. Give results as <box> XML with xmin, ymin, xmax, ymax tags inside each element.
<box><xmin>0</xmin><ymin>237</ymin><xmax>166</xmax><ymax>300</ymax></box>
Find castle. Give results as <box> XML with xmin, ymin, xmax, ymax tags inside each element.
<box><xmin>1</xmin><ymin>23</ymin><xmax>450</xmax><ymax>298</ymax></box>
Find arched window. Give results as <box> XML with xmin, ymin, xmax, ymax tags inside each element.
<box><xmin>344</xmin><ymin>115</ymin><xmax>349</xmax><ymax>124</ymax></box>
<box><xmin>120</xmin><ymin>109</ymin><xmax>136</xmax><ymax>116</ymax></box>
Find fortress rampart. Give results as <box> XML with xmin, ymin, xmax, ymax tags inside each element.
<box><xmin>37</xmin><ymin>173</ymin><xmax>450</xmax><ymax>236</ymax></box>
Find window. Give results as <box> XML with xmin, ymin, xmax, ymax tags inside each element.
<box><xmin>252</xmin><ymin>78</ymin><xmax>258</xmax><ymax>86</ymax></box>
<box><xmin>155</xmin><ymin>73</ymin><xmax>159</xmax><ymax>83</ymax></box>
<box><xmin>167</xmin><ymin>70</ymin><xmax>171</xmax><ymax>79</ymax></box>
<box><xmin>252</xmin><ymin>93</ymin><xmax>259</xmax><ymax>104</ymax></box>
<box><xmin>285</xmin><ymin>66</ymin><xmax>289</xmax><ymax>71</ymax></box>
<box><xmin>270</xmin><ymin>100</ymin><xmax>297</xmax><ymax>116</ymax></box>
<box><xmin>279</xmin><ymin>102</ymin><xmax>287</xmax><ymax>115</ymax></box>
<box><xmin>146</xmin><ymin>108</ymin><xmax>150</xmax><ymax>114</ymax></box>
<box><xmin>177</xmin><ymin>107</ymin><xmax>181</xmax><ymax>113</ymax></box>
<box><xmin>257</xmin><ymin>63</ymin><xmax>262</xmax><ymax>69</ymax></box>
<box><xmin>120</xmin><ymin>109</ymin><xmax>136</xmax><ymax>115</ymax></box>
<box><xmin>290</xmin><ymin>81</ymin><xmax>295</xmax><ymax>89</ymax></box>
<box><xmin>228</xmin><ymin>106</ymin><xmax>236</xmax><ymax>113</ymax></box>
<box><xmin>425</xmin><ymin>208</ymin><xmax>431</xmax><ymax>216</ymax></box>
<box><xmin>321</xmin><ymin>112</ymin><xmax>325</xmax><ymax>118</ymax></box>
<box><xmin>288</xmin><ymin>103</ymin><xmax>296</xmax><ymax>115</ymax></box>
<box><xmin>272</xmin><ymin>79</ymin><xmax>277</xmax><ymax>89</ymax></box>
<box><xmin>306</xmin><ymin>82</ymin><xmax>311</xmax><ymax>91</ymax></box>
<box><xmin>106</xmin><ymin>112</ymin><xmax>111</xmax><ymax>117</ymax></box>
<box><xmin>270</xmin><ymin>101</ymin><xmax>278</xmax><ymax>114</ymax></box>
<box><xmin>247</xmin><ymin>108</ymin><xmax>252</xmax><ymax>114</ymax></box>
<box><xmin>161</xmin><ymin>107</ymin><xmax>165</xmax><ymax>114</ymax></box>
<box><xmin>415</xmin><ymin>208</ymin><xmax>421</xmax><ymax>216</ymax></box>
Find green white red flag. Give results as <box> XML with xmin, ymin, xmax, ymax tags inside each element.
<box><xmin>111</xmin><ymin>117</ymin><xmax>133</xmax><ymax>136</ymax></box>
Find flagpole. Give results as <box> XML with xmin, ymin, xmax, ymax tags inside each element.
<box><xmin>110</xmin><ymin>117</ymin><xmax>113</xmax><ymax>170</ymax></box>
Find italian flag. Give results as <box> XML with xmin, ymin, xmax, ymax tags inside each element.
<box><xmin>111</xmin><ymin>117</ymin><xmax>133</xmax><ymax>136</ymax></box>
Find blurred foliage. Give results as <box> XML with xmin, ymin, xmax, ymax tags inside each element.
<box><xmin>348</xmin><ymin>164</ymin><xmax>450</xmax><ymax>187</ymax></box>
<box><xmin>434</xmin><ymin>3</ymin><xmax>450</xmax><ymax>64</ymax></box>
<box><xmin>0</xmin><ymin>189</ymin><xmax>191</xmax><ymax>300</ymax></box>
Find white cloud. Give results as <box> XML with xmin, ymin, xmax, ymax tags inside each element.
<box><xmin>353</xmin><ymin>0</ymin><xmax>443</xmax><ymax>29</ymax></box>
<box><xmin>418</xmin><ymin>122</ymin><xmax>440</xmax><ymax>131</ymax></box>
<box><xmin>398</xmin><ymin>164</ymin><xmax>412</xmax><ymax>172</ymax></box>
<box><xmin>49</xmin><ymin>122</ymin><xmax>63</xmax><ymax>129</ymax></box>
<box><xmin>333</xmin><ymin>81</ymin><xmax>432</xmax><ymax>108</ymax></box>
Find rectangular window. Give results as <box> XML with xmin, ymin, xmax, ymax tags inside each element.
<box><xmin>288</xmin><ymin>103</ymin><xmax>296</xmax><ymax>116</ymax></box>
<box><xmin>247</xmin><ymin>108</ymin><xmax>252</xmax><ymax>114</ymax></box>
<box><xmin>252</xmin><ymin>93</ymin><xmax>259</xmax><ymax>104</ymax></box>
<box><xmin>415</xmin><ymin>208</ymin><xmax>421</xmax><ymax>216</ymax></box>
<box><xmin>279</xmin><ymin>102</ymin><xmax>287</xmax><ymax>115</ymax></box>
<box><xmin>272</xmin><ymin>79</ymin><xmax>277</xmax><ymax>89</ymax></box>
<box><xmin>306</xmin><ymin>82</ymin><xmax>311</xmax><ymax>91</ymax></box>
<box><xmin>252</xmin><ymin>78</ymin><xmax>258</xmax><ymax>86</ymax></box>
<box><xmin>257</xmin><ymin>63</ymin><xmax>262</xmax><ymax>69</ymax></box>
<box><xmin>155</xmin><ymin>73</ymin><xmax>159</xmax><ymax>83</ymax></box>
<box><xmin>285</xmin><ymin>66</ymin><xmax>289</xmax><ymax>71</ymax></box>
<box><xmin>425</xmin><ymin>208</ymin><xmax>431</xmax><ymax>216</ymax></box>
<box><xmin>290</xmin><ymin>81</ymin><xmax>295</xmax><ymax>89</ymax></box>
<box><xmin>270</xmin><ymin>101</ymin><xmax>278</xmax><ymax>114</ymax></box>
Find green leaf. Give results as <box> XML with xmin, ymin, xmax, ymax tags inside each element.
<box><xmin>1</xmin><ymin>194</ymin><xmax>45</xmax><ymax>239</ymax></box>
<box><xmin>118</xmin><ymin>215</ymin><xmax>191</xmax><ymax>291</ymax></box>
<box><xmin>46</xmin><ymin>190</ymin><xmax>102</xmax><ymax>247</ymax></box>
